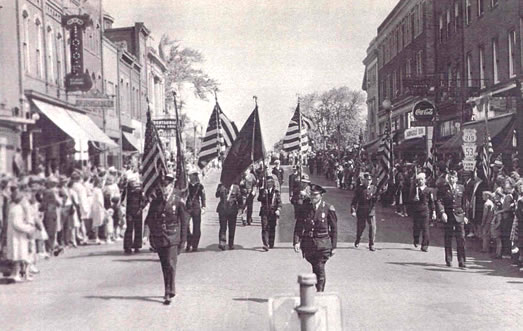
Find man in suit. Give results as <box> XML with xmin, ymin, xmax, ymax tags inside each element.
<box><xmin>272</xmin><ymin>159</ymin><xmax>284</xmax><ymax>186</ymax></box>
<box><xmin>146</xmin><ymin>173</ymin><xmax>187</xmax><ymax>305</ymax></box>
<box><xmin>409</xmin><ymin>172</ymin><xmax>435</xmax><ymax>252</ymax></box>
<box><xmin>293</xmin><ymin>183</ymin><xmax>337</xmax><ymax>292</ymax></box>
<box><xmin>215</xmin><ymin>182</ymin><xmax>243</xmax><ymax>250</ymax></box>
<box><xmin>185</xmin><ymin>169</ymin><xmax>206</xmax><ymax>252</ymax></box>
<box><xmin>436</xmin><ymin>170</ymin><xmax>468</xmax><ymax>268</ymax></box>
<box><xmin>258</xmin><ymin>175</ymin><xmax>282</xmax><ymax>250</ymax></box>
<box><xmin>351</xmin><ymin>172</ymin><xmax>378</xmax><ymax>251</ymax></box>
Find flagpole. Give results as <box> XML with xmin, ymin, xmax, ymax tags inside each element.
<box><xmin>214</xmin><ymin>90</ymin><xmax>223</xmax><ymax>164</ymax></box>
<box><xmin>173</xmin><ymin>91</ymin><xmax>186</xmax><ymax>192</ymax></box>
<box><xmin>297</xmin><ymin>97</ymin><xmax>303</xmax><ymax>182</ymax></box>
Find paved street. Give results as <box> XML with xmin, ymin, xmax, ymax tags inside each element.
<box><xmin>1</xmin><ymin>166</ymin><xmax>522</xmax><ymax>331</ymax></box>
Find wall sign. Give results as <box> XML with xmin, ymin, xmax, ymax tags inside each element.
<box><xmin>412</xmin><ymin>100</ymin><xmax>435</xmax><ymax>122</ymax></box>
<box><xmin>62</xmin><ymin>15</ymin><xmax>93</xmax><ymax>92</ymax></box>
<box><xmin>404</xmin><ymin>127</ymin><xmax>426</xmax><ymax>140</ymax></box>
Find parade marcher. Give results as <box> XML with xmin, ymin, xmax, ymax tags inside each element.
<box><xmin>215</xmin><ymin>182</ymin><xmax>242</xmax><ymax>250</ymax></box>
<box><xmin>480</xmin><ymin>191</ymin><xmax>495</xmax><ymax>253</ymax></box>
<box><xmin>239</xmin><ymin>168</ymin><xmax>257</xmax><ymax>226</ymax></box>
<box><xmin>351</xmin><ymin>172</ymin><xmax>378</xmax><ymax>251</ymax></box>
<box><xmin>409</xmin><ymin>173</ymin><xmax>435</xmax><ymax>252</ymax></box>
<box><xmin>122</xmin><ymin>172</ymin><xmax>145</xmax><ymax>254</ymax></box>
<box><xmin>436</xmin><ymin>170</ymin><xmax>468</xmax><ymax>268</ymax></box>
<box><xmin>258</xmin><ymin>175</ymin><xmax>282</xmax><ymax>251</ymax></box>
<box><xmin>271</xmin><ymin>159</ymin><xmax>284</xmax><ymax>186</ymax></box>
<box><xmin>185</xmin><ymin>169</ymin><xmax>206</xmax><ymax>252</ymax></box>
<box><xmin>146</xmin><ymin>173</ymin><xmax>187</xmax><ymax>305</ymax></box>
<box><xmin>293</xmin><ymin>183</ymin><xmax>337</xmax><ymax>292</ymax></box>
<box><xmin>288</xmin><ymin>167</ymin><xmax>299</xmax><ymax>203</ymax></box>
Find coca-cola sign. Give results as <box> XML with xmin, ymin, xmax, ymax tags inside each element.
<box><xmin>412</xmin><ymin>100</ymin><xmax>435</xmax><ymax>122</ymax></box>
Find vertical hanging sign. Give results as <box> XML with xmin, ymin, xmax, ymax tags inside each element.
<box><xmin>62</xmin><ymin>14</ymin><xmax>93</xmax><ymax>92</ymax></box>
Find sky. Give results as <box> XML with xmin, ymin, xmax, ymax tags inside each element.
<box><xmin>103</xmin><ymin>0</ymin><xmax>399</xmax><ymax>149</ymax></box>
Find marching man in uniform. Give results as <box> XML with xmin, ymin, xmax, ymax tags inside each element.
<box><xmin>436</xmin><ymin>170</ymin><xmax>468</xmax><ymax>268</ymax></box>
<box><xmin>410</xmin><ymin>172</ymin><xmax>436</xmax><ymax>252</ymax></box>
<box><xmin>185</xmin><ymin>169</ymin><xmax>206</xmax><ymax>252</ymax></box>
<box><xmin>146</xmin><ymin>173</ymin><xmax>187</xmax><ymax>305</ymax></box>
<box><xmin>351</xmin><ymin>172</ymin><xmax>378</xmax><ymax>251</ymax></box>
<box><xmin>293</xmin><ymin>183</ymin><xmax>337</xmax><ymax>292</ymax></box>
<box><xmin>258</xmin><ymin>175</ymin><xmax>282</xmax><ymax>251</ymax></box>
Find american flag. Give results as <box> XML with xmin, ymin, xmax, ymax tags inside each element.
<box><xmin>376</xmin><ymin>133</ymin><xmax>391</xmax><ymax>192</ymax></box>
<box><xmin>478</xmin><ymin>134</ymin><xmax>493</xmax><ymax>188</ymax></box>
<box><xmin>141</xmin><ymin>111</ymin><xmax>168</xmax><ymax>199</ymax></box>
<box><xmin>283</xmin><ymin>103</ymin><xmax>313</xmax><ymax>154</ymax></box>
<box><xmin>198</xmin><ymin>102</ymin><xmax>239</xmax><ymax>169</ymax></box>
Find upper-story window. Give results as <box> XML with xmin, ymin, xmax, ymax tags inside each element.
<box><xmin>35</xmin><ymin>17</ymin><xmax>44</xmax><ymax>79</ymax></box>
<box><xmin>466</xmin><ymin>0</ymin><xmax>472</xmax><ymax>25</ymax></box>
<box><xmin>466</xmin><ymin>52</ymin><xmax>473</xmax><ymax>87</ymax></box>
<box><xmin>477</xmin><ymin>0</ymin><xmax>484</xmax><ymax>16</ymax></box>
<box><xmin>490</xmin><ymin>0</ymin><xmax>498</xmax><ymax>7</ymax></box>
<box><xmin>479</xmin><ymin>46</ymin><xmax>486</xmax><ymax>88</ymax></box>
<box><xmin>22</xmin><ymin>10</ymin><xmax>30</xmax><ymax>73</ymax></box>
<box><xmin>446</xmin><ymin>9</ymin><xmax>451</xmax><ymax>39</ymax></box>
<box><xmin>46</xmin><ymin>25</ymin><xmax>54</xmax><ymax>84</ymax></box>
<box><xmin>454</xmin><ymin>1</ymin><xmax>460</xmax><ymax>31</ymax></box>
<box><xmin>492</xmin><ymin>38</ymin><xmax>499</xmax><ymax>84</ymax></box>
<box><xmin>56</xmin><ymin>33</ymin><xmax>63</xmax><ymax>87</ymax></box>
<box><xmin>416</xmin><ymin>51</ymin><xmax>423</xmax><ymax>76</ymax></box>
<box><xmin>508</xmin><ymin>30</ymin><xmax>516</xmax><ymax>77</ymax></box>
<box><xmin>439</xmin><ymin>15</ymin><xmax>444</xmax><ymax>43</ymax></box>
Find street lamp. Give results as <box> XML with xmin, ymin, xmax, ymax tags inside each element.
<box><xmin>381</xmin><ymin>99</ymin><xmax>394</xmax><ymax>166</ymax></box>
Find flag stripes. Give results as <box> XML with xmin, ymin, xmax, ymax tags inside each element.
<box><xmin>283</xmin><ymin>104</ymin><xmax>310</xmax><ymax>154</ymax></box>
<box><xmin>376</xmin><ymin>134</ymin><xmax>391</xmax><ymax>192</ymax></box>
<box><xmin>198</xmin><ymin>103</ymin><xmax>239</xmax><ymax>168</ymax></box>
<box><xmin>141</xmin><ymin>112</ymin><xmax>168</xmax><ymax>199</ymax></box>
<box><xmin>479</xmin><ymin>135</ymin><xmax>493</xmax><ymax>187</ymax></box>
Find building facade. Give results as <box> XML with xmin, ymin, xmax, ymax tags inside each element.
<box><xmin>362</xmin><ymin>38</ymin><xmax>379</xmax><ymax>142</ymax></box>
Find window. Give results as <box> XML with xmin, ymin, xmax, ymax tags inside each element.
<box><xmin>46</xmin><ymin>26</ymin><xmax>54</xmax><ymax>83</ymax></box>
<box><xmin>477</xmin><ymin>0</ymin><xmax>484</xmax><ymax>16</ymax></box>
<box><xmin>440</xmin><ymin>120</ymin><xmax>458</xmax><ymax>137</ymax></box>
<box><xmin>392</xmin><ymin>70</ymin><xmax>397</xmax><ymax>97</ymax></box>
<box><xmin>466</xmin><ymin>52</ymin><xmax>473</xmax><ymax>87</ymax></box>
<box><xmin>416</xmin><ymin>4</ymin><xmax>422</xmax><ymax>37</ymax></box>
<box><xmin>446</xmin><ymin>10</ymin><xmax>451</xmax><ymax>39</ymax></box>
<box><xmin>397</xmin><ymin>25</ymin><xmax>403</xmax><ymax>50</ymax></box>
<box><xmin>492</xmin><ymin>39</ymin><xmax>499</xmax><ymax>84</ymax></box>
<box><xmin>56</xmin><ymin>33</ymin><xmax>63</xmax><ymax>86</ymax></box>
<box><xmin>406</xmin><ymin>58</ymin><xmax>412</xmax><ymax>78</ymax></box>
<box><xmin>454</xmin><ymin>1</ymin><xmax>460</xmax><ymax>31</ymax></box>
<box><xmin>466</xmin><ymin>0</ymin><xmax>472</xmax><ymax>25</ymax></box>
<box><xmin>35</xmin><ymin>18</ymin><xmax>43</xmax><ymax>79</ymax></box>
<box><xmin>410</xmin><ymin>12</ymin><xmax>415</xmax><ymax>40</ymax></box>
<box><xmin>65</xmin><ymin>38</ymin><xmax>71</xmax><ymax>74</ymax></box>
<box><xmin>439</xmin><ymin>15</ymin><xmax>444</xmax><ymax>43</ymax></box>
<box><xmin>479</xmin><ymin>46</ymin><xmax>485</xmax><ymax>88</ymax></box>
<box><xmin>447</xmin><ymin>64</ymin><xmax>453</xmax><ymax>87</ymax></box>
<box><xmin>491</xmin><ymin>0</ymin><xmax>498</xmax><ymax>7</ymax></box>
<box><xmin>416</xmin><ymin>51</ymin><xmax>423</xmax><ymax>76</ymax></box>
<box><xmin>22</xmin><ymin>10</ymin><xmax>30</xmax><ymax>73</ymax></box>
<box><xmin>456</xmin><ymin>69</ymin><xmax>461</xmax><ymax>88</ymax></box>
<box><xmin>509</xmin><ymin>30</ymin><xmax>516</xmax><ymax>77</ymax></box>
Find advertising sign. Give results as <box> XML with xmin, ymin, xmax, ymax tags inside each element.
<box><xmin>404</xmin><ymin>127</ymin><xmax>426</xmax><ymax>140</ymax></box>
<box><xmin>153</xmin><ymin>119</ymin><xmax>177</xmax><ymax>138</ymax></box>
<box><xmin>62</xmin><ymin>15</ymin><xmax>93</xmax><ymax>92</ymax></box>
<box><xmin>412</xmin><ymin>100</ymin><xmax>435</xmax><ymax>122</ymax></box>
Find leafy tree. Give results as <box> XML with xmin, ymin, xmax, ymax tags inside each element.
<box><xmin>300</xmin><ymin>87</ymin><xmax>366</xmax><ymax>150</ymax></box>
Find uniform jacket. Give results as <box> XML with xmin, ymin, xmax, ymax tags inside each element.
<box><xmin>124</xmin><ymin>184</ymin><xmax>145</xmax><ymax>216</ymax></box>
<box><xmin>293</xmin><ymin>199</ymin><xmax>337</xmax><ymax>250</ymax></box>
<box><xmin>258</xmin><ymin>187</ymin><xmax>282</xmax><ymax>216</ymax></box>
<box><xmin>289</xmin><ymin>173</ymin><xmax>298</xmax><ymax>198</ymax></box>
<box><xmin>351</xmin><ymin>184</ymin><xmax>378</xmax><ymax>217</ymax></box>
<box><xmin>409</xmin><ymin>185</ymin><xmax>435</xmax><ymax>215</ymax></box>
<box><xmin>215</xmin><ymin>184</ymin><xmax>242</xmax><ymax>214</ymax></box>
<box><xmin>146</xmin><ymin>189</ymin><xmax>187</xmax><ymax>249</ymax></box>
<box><xmin>272</xmin><ymin>167</ymin><xmax>284</xmax><ymax>184</ymax></box>
<box><xmin>186</xmin><ymin>182</ymin><xmax>206</xmax><ymax>212</ymax></box>
<box><xmin>436</xmin><ymin>182</ymin><xmax>467</xmax><ymax>223</ymax></box>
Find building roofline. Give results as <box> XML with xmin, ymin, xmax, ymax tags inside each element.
<box><xmin>377</xmin><ymin>0</ymin><xmax>409</xmax><ymax>34</ymax></box>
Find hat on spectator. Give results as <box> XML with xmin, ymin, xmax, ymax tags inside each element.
<box><xmin>188</xmin><ymin>168</ymin><xmax>200</xmax><ymax>176</ymax></box>
<box><xmin>165</xmin><ymin>173</ymin><xmax>175</xmax><ymax>182</ymax></box>
<box><xmin>300</xmin><ymin>173</ymin><xmax>311</xmax><ymax>183</ymax></box>
<box><xmin>47</xmin><ymin>175</ymin><xmax>59</xmax><ymax>184</ymax></box>
<box><xmin>108</xmin><ymin>166</ymin><xmax>117</xmax><ymax>174</ymax></box>
<box><xmin>309</xmin><ymin>183</ymin><xmax>326</xmax><ymax>194</ymax></box>
<box><xmin>491</xmin><ymin>159</ymin><xmax>503</xmax><ymax>168</ymax></box>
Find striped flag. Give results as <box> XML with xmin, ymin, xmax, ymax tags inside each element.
<box><xmin>197</xmin><ymin>103</ymin><xmax>239</xmax><ymax>169</ymax></box>
<box><xmin>283</xmin><ymin>104</ymin><xmax>312</xmax><ymax>154</ymax></box>
<box><xmin>376</xmin><ymin>133</ymin><xmax>391</xmax><ymax>192</ymax></box>
<box><xmin>141</xmin><ymin>111</ymin><xmax>168</xmax><ymax>199</ymax></box>
<box><xmin>478</xmin><ymin>135</ymin><xmax>493</xmax><ymax>188</ymax></box>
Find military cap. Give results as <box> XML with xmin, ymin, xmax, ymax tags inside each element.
<box><xmin>309</xmin><ymin>183</ymin><xmax>326</xmax><ymax>194</ymax></box>
<box><xmin>300</xmin><ymin>173</ymin><xmax>311</xmax><ymax>183</ymax></box>
<box><xmin>165</xmin><ymin>173</ymin><xmax>175</xmax><ymax>181</ymax></box>
<box><xmin>188</xmin><ymin>168</ymin><xmax>200</xmax><ymax>176</ymax></box>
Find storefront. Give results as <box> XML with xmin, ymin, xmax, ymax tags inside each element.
<box><xmin>30</xmin><ymin>98</ymin><xmax>118</xmax><ymax>175</ymax></box>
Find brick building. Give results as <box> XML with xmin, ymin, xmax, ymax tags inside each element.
<box><xmin>362</xmin><ymin>38</ymin><xmax>379</xmax><ymax>143</ymax></box>
<box><xmin>376</xmin><ymin>0</ymin><xmax>436</xmax><ymax>160</ymax></box>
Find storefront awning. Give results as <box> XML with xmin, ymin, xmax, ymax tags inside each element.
<box><xmin>32</xmin><ymin>99</ymin><xmax>89</xmax><ymax>156</ymax></box>
<box><xmin>439</xmin><ymin>113</ymin><xmax>515</xmax><ymax>153</ymax></box>
<box><xmin>32</xmin><ymin>99</ymin><xmax>118</xmax><ymax>149</ymax></box>
<box><xmin>67</xmin><ymin>111</ymin><xmax>118</xmax><ymax>148</ymax></box>
<box><xmin>397</xmin><ymin>137</ymin><xmax>425</xmax><ymax>152</ymax></box>
<box><xmin>122</xmin><ymin>132</ymin><xmax>140</xmax><ymax>152</ymax></box>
